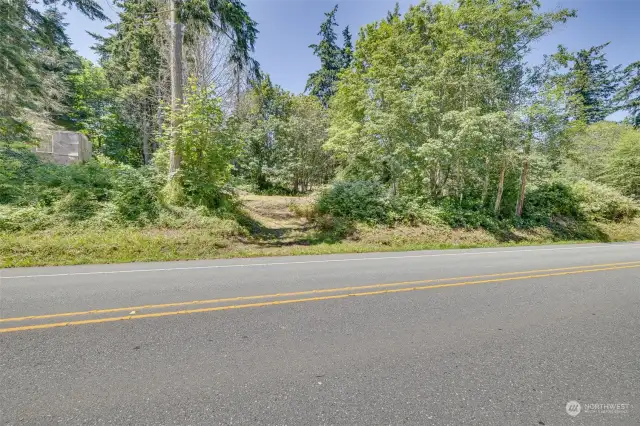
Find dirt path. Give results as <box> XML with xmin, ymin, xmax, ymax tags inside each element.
<box><xmin>239</xmin><ymin>193</ymin><xmax>314</xmax><ymax>237</ymax></box>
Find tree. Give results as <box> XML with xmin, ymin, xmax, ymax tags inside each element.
<box><xmin>159</xmin><ymin>79</ymin><xmax>240</xmax><ymax>207</ymax></box>
<box><xmin>327</xmin><ymin>0</ymin><xmax>573</xmax><ymax>216</ymax></box>
<box><xmin>94</xmin><ymin>0</ymin><xmax>260</xmax><ymax>170</ymax></box>
<box><xmin>277</xmin><ymin>95</ymin><xmax>333</xmax><ymax>193</ymax></box>
<box><xmin>94</xmin><ymin>0</ymin><xmax>165</xmax><ymax>165</ymax></box>
<box><xmin>0</xmin><ymin>0</ymin><xmax>103</xmax><ymax>144</ymax></box>
<box><xmin>236</xmin><ymin>78</ymin><xmax>334</xmax><ymax>193</ymax></box>
<box><xmin>556</xmin><ymin>43</ymin><xmax>621</xmax><ymax>124</ymax></box>
<box><xmin>616</xmin><ymin>61</ymin><xmax>640</xmax><ymax>127</ymax></box>
<box><xmin>605</xmin><ymin>127</ymin><xmax>640</xmax><ymax>198</ymax></box>
<box><xmin>166</xmin><ymin>0</ymin><xmax>260</xmax><ymax>176</ymax></box>
<box><xmin>306</xmin><ymin>5</ymin><xmax>352</xmax><ymax>107</ymax></box>
<box><xmin>235</xmin><ymin>75</ymin><xmax>292</xmax><ymax>191</ymax></box>
<box><xmin>563</xmin><ymin>121</ymin><xmax>624</xmax><ymax>182</ymax></box>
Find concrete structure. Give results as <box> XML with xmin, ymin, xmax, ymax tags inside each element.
<box><xmin>36</xmin><ymin>131</ymin><xmax>92</xmax><ymax>165</ymax></box>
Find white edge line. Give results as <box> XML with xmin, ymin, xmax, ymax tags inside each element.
<box><xmin>3</xmin><ymin>243</ymin><xmax>639</xmax><ymax>280</ymax></box>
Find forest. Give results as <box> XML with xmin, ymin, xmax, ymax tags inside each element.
<box><xmin>1</xmin><ymin>0</ymin><xmax>640</xmax><ymax>267</ymax></box>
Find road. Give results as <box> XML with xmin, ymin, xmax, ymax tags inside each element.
<box><xmin>1</xmin><ymin>243</ymin><xmax>639</xmax><ymax>425</ymax></box>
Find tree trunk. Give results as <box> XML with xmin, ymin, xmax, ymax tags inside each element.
<box><xmin>515</xmin><ymin>159</ymin><xmax>529</xmax><ymax>217</ymax></box>
<box><xmin>515</xmin><ymin>132</ymin><xmax>532</xmax><ymax>217</ymax></box>
<box><xmin>142</xmin><ymin>117</ymin><xmax>150</xmax><ymax>165</ymax></box>
<box><xmin>494</xmin><ymin>160</ymin><xmax>505</xmax><ymax>215</ymax></box>
<box><xmin>481</xmin><ymin>157</ymin><xmax>490</xmax><ymax>206</ymax></box>
<box><xmin>168</xmin><ymin>0</ymin><xmax>184</xmax><ymax>178</ymax></box>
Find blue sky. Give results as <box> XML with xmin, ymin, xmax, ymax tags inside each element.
<box><xmin>62</xmin><ymin>0</ymin><xmax>640</xmax><ymax>96</ymax></box>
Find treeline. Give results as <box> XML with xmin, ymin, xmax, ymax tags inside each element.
<box><xmin>1</xmin><ymin>0</ymin><xmax>640</xmax><ymax>231</ymax></box>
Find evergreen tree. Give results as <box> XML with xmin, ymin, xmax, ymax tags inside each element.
<box><xmin>616</xmin><ymin>61</ymin><xmax>640</xmax><ymax>127</ymax></box>
<box><xmin>306</xmin><ymin>5</ymin><xmax>351</xmax><ymax>107</ymax></box>
<box><xmin>386</xmin><ymin>2</ymin><xmax>401</xmax><ymax>23</ymax></box>
<box><xmin>560</xmin><ymin>43</ymin><xmax>621</xmax><ymax>123</ymax></box>
<box><xmin>0</xmin><ymin>0</ymin><xmax>105</xmax><ymax>144</ymax></box>
<box><xmin>341</xmin><ymin>26</ymin><xmax>353</xmax><ymax>69</ymax></box>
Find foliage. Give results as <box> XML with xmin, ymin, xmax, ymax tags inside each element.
<box><xmin>111</xmin><ymin>166</ymin><xmax>160</xmax><ymax>222</ymax></box>
<box><xmin>317</xmin><ymin>180</ymin><xmax>388</xmax><ymax>223</ymax></box>
<box><xmin>604</xmin><ymin>128</ymin><xmax>640</xmax><ymax>198</ymax></box>
<box><xmin>572</xmin><ymin>180</ymin><xmax>639</xmax><ymax>222</ymax></box>
<box><xmin>273</xmin><ymin>95</ymin><xmax>333</xmax><ymax>192</ymax></box>
<box><xmin>158</xmin><ymin>80</ymin><xmax>240</xmax><ymax>209</ymax></box>
<box><xmin>563</xmin><ymin>121</ymin><xmax>624</xmax><ymax>182</ymax></box>
<box><xmin>3</xmin><ymin>0</ymin><xmax>640</xmax><ymax>263</ymax></box>
<box><xmin>236</xmin><ymin>78</ymin><xmax>334</xmax><ymax>193</ymax></box>
<box><xmin>0</xmin><ymin>147</ymin><xmax>160</xmax><ymax>227</ymax></box>
<box><xmin>327</xmin><ymin>0</ymin><xmax>574</xmax><ymax>215</ymax></box>
<box><xmin>522</xmin><ymin>182</ymin><xmax>583</xmax><ymax>224</ymax></box>
<box><xmin>615</xmin><ymin>61</ymin><xmax>640</xmax><ymax>127</ymax></box>
<box><xmin>553</xmin><ymin>43</ymin><xmax>621</xmax><ymax>124</ymax></box>
<box><xmin>563</xmin><ymin>122</ymin><xmax>640</xmax><ymax>198</ymax></box>
<box><xmin>0</xmin><ymin>0</ymin><xmax>106</xmax><ymax>144</ymax></box>
<box><xmin>235</xmin><ymin>75</ymin><xmax>293</xmax><ymax>191</ymax></box>
<box><xmin>316</xmin><ymin>180</ymin><xmax>445</xmax><ymax>225</ymax></box>
<box><xmin>305</xmin><ymin>5</ymin><xmax>353</xmax><ymax>107</ymax></box>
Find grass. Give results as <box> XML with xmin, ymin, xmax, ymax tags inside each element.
<box><xmin>2</xmin><ymin>197</ymin><xmax>640</xmax><ymax>268</ymax></box>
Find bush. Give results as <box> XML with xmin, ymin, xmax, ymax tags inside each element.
<box><xmin>0</xmin><ymin>147</ymin><xmax>40</xmax><ymax>204</ymax></box>
<box><xmin>440</xmin><ymin>207</ymin><xmax>498</xmax><ymax>229</ymax></box>
<box><xmin>317</xmin><ymin>181</ymin><xmax>388</xmax><ymax>223</ymax></box>
<box><xmin>523</xmin><ymin>182</ymin><xmax>583</xmax><ymax>224</ymax></box>
<box><xmin>0</xmin><ymin>205</ymin><xmax>54</xmax><ymax>231</ymax></box>
<box><xmin>111</xmin><ymin>166</ymin><xmax>160</xmax><ymax>223</ymax></box>
<box><xmin>54</xmin><ymin>190</ymin><xmax>100</xmax><ymax>222</ymax></box>
<box><xmin>572</xmin><ymin>180</ymin><xmax>639</xmax><ymax>222</ymax></box>
<box><xmin>387</xmin><ymin>196</ymin><xmax>446</xmax><ymax>226</ymax></box>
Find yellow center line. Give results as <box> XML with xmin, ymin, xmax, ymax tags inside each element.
<box><xmin>1</xmin><ymin>263</ymin><xmax>639</xmax><ymax>334</ymax></box>
<box><xmin>3</xmin><ymin>260</ymin><xmax>640</xmax><ymax>324</ymax></box>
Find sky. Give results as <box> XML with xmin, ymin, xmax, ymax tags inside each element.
<box><xmin>62</xmin><ymin>0</ymin><xmax>640</xmax><ymax>97</ymax></box>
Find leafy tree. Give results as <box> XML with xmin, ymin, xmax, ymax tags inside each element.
<box><xmin>235</xmin><ymin>75</ymin><xmax>293</xmax><ymax>191</ymax></box>
<box><xmin>306</xmin><ymin>5</ymin><xmax>353</xmax><ymax>107</ymax></box>
<box><xmin>327</xmin><ymin>0</ymin><xmax>573</xmax><ymax>217</ymax></box>
<box><xmin>158</xmin><ymin>79</ymin><xmax>240</xmax><ymax>207</ymax></box>
<box><xmin>236</xmin><ymin>78</ymin><xmax>333</xmax><ymax>193</ymax></box>
<box><xmin>93</xmin><ymin>0</ymin><xmax>166</xmax><ymax>165</ymax></box>
<box><xmin>604</xmin><ymin>126</ymin><xmax>640</xmax><ymax>198</ymax></box>
<box><xmin>563</xmin><ymin>121</ymin><xmax>624</xmax><ymax>182</ymax></box>
<box><xmin>276</xmin><ymin>95</ymin><xmax>333</xmax><ymax>192</ymax></box>
<box><xmin>562</xmin><ymin>121</ymin><xmax>640</xmax><ymax>199</ymax></box>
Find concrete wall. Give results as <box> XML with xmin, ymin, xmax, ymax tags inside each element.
<box><xmin>36</xmin><ymin>131</ymin><xmax>92</xmax><ymax>165</ymax></box>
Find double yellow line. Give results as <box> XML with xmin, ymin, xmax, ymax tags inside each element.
<box><xmin>2</xmin><ymin>260</ymin><xmax>639</xmax><ymax>334</ymax></box>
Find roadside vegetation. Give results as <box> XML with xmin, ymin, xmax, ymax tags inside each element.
<box><xmin>2</xmin><ymin>0</ymin><xmax>640</xmax><ymax>267</ymax></box>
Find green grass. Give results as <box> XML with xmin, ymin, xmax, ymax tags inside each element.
<box><xmin>2</xmin><ymin>219</ymin><xmax>639</xmax><ymax>268</ymax></box>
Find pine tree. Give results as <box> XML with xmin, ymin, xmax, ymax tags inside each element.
<box><xmin>341</xmin><ymin>26</ymin><xmax>353</xmax><ymax>69</ymax></box>
<box><xmin>616</xmin><ymin>61</ymin><xmax>640</xmax><ymax>127</ymax></box>
<box><xmin>0</xmin><ymin>0</ymin><xmax>102</xmax><ymax>144</ymax></box>
<box><xmin>306</xmin><ymin>5</ymin><xmax>350</xmax><ymax>107</ymax></box>
<box><xmin>563</xmin><ymin>43</ymin><xmax>621</xmax><ymax>123</ymax></box>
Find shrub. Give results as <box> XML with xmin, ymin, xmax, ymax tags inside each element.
<box><xmin>111</xmin><ymin>166</ymin><xmax>160</xmax><ymax>223</ymax></box>
<box><xmin>0</xmin><ymin>147</ymin><xmax>40</xmax><ymax>204</ymax></box>
<box><xmin>317</xmin><ymin>181</ymin><xmax>388</xmax><ymax>223</ymax></box>
<box><xmin>289</xmin><ymin>201</ymin><xmax>318</xmax><ymax>221</ymax></box>
<box><xmin>54</xmin><ymin>190</ymin><xmax>100</xmax><ymax>222</ymax></box>
<box><xmin>440</xmin><ymin>207</ymin><xmax>498</xmax><ymax>229</ymax></box>
<box><xmin>387</xmin><ymin>196</ymin><xmax>446</xmax><ymax>226</ymax></box>
<box><xmin>0</xmin><ymin>205</ymin><xmax>54</xmax><ymax>231</ymax></box>
<box><xmin>572</xmin><ymin>180</ymin><xmax>639</xmax><ymax>222</ymax></box>
<box><xmin>523</xmin><ymin>182</ymin><xmax>583</xmax><ymax>224</ymax></box>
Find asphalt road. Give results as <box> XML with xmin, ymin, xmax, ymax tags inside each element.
<box><xmin>1</xmin><ymin>243</ymin><xmax>639</xmax><ymax>425</ymax></box>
